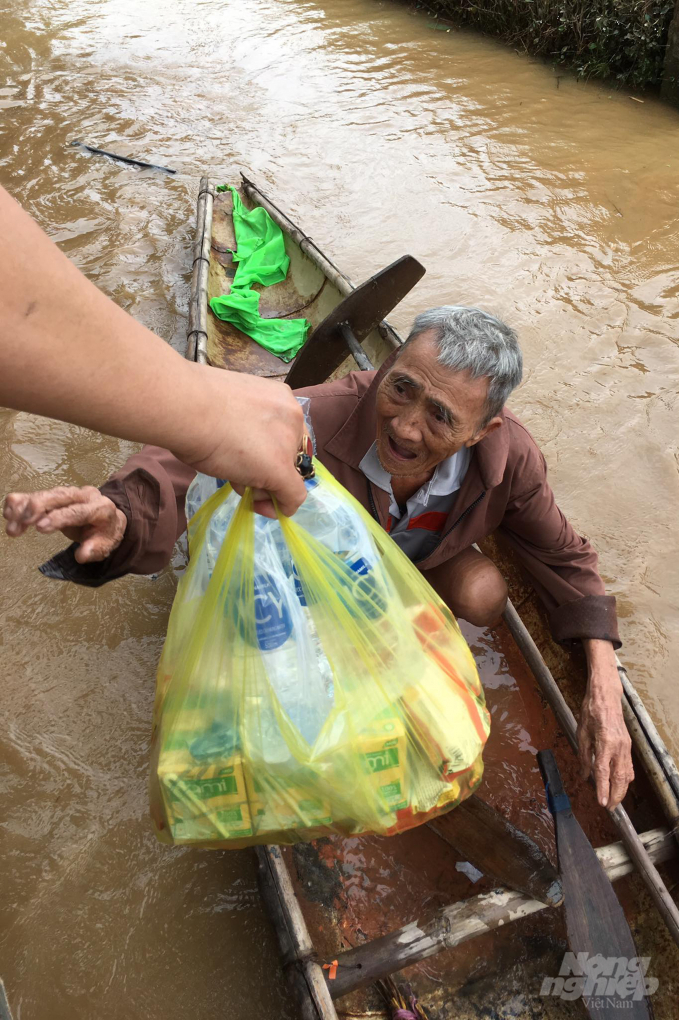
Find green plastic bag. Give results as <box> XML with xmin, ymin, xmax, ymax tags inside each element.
<box><xmin>209</xmin><ymin>187</ymin><xmax>309</xmax><ymax>361</ymax></box>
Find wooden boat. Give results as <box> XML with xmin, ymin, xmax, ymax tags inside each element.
<box><xmin>185</xmin><ymin>176</ymin><xmax>679</xmax><ymax>1019</ymax></box>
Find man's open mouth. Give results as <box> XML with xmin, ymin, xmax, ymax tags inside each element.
<box><xmin>387</xmin><ymin>435</ymin><xmax>418</xmax><ymax>461</ymax></box>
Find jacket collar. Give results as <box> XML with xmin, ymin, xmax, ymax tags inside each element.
<box><xmin>324</xmin><ymin>351</ymin><xmax>511</xmax><ymax>491</ymax></box>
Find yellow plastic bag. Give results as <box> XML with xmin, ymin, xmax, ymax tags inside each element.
<box><xmin>150</xmin><ymin>461</ymin><xmax>490</xmax><ymax>848</ymax></box>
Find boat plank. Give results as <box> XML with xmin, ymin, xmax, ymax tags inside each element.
<box><xmin>323</xmin><ymin>827</ymin><xmax>676</xmax><ymax>999</ymax></box>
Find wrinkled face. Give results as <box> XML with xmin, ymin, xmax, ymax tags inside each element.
<box><xmin>374</xmin><ymin>331</ymin><xmax>502</xmax><ymax>479</ymax></box>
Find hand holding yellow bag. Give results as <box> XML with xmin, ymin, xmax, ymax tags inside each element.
<box><xmin>150</xmin><ymin>460</ymin><xmax>490</xmax><ymax>848</ymax></box>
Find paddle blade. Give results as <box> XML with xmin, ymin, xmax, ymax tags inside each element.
<box><xmin>556</xmin><ymin>811</ymin><xmax>652</xmax><ymax>1019</ymax></box>
<box><xmin>538</xmin><ymin>750</ymin><xmax>652</xmax><ymax>1020</ymax></box>
<box><xmin>285</xmin><ymin>255</ymin><xmax>425</xmax><ymax>388</ymax></box>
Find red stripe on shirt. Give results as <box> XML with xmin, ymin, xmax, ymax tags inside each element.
<box><xmin>407</xmin><ymin>511</ymin><xmax>448</xmax><ymax>533</ymax></box>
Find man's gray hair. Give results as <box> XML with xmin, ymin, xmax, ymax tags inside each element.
<box><xmin>405</xmin><ymin>306</ymin><xmax>522</xmax><ymax>424</ymax></box>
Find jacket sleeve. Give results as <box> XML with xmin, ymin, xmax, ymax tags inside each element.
<box><xmin>39</xmin><ymin>447</ymin><xmax>196</xmax><ymax>587</ymax></box>
<box><xmin>499</xmin><ymin>445</ymin><xmax>620</xmax><ymax>648</ymax></box>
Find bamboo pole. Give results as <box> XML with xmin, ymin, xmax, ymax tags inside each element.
<box><xmin>240</xmin><ymin>173</ymin><xmax>403</xmax><ymax>352</ymax></box>
<box><xmin>324</xmin><ymin>827</ymin><xmax>676</xmax><ymax>999</ymax></box>
<box><xmin>256</xmin><ymin>846</ymin><xmax>338</xmax><ymax>1020</ymax></box>
<box><xmin>618</xmin><ymin>657</ymin><xmax>679</xmax><ymax>803</ymax></box>
<box><xmin>501</xmin><ymin>599</ymin><xmax>679</xmax><ymax>947</ymax></box>
<box><xmin>620</xmin><ymin>694</ymin><xmax>679</xmax><ymax>844</ymax></box>
<box><xmin>241</xmin><ymin>173</ymin><xmax>353</xmax><ymax>296</ymax></box>
<box><xmin>186</xmin><ymin>177</ymin><xmax>214</xmax><ymax>364</ymax></box>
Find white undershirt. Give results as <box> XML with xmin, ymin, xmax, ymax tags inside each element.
<box><xmin>359</xmin><ymin>442</ymin><xmax>471</xmax><ymax>520</ymax></box>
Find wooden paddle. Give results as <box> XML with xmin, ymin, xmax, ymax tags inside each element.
<box><xmin>285</xmin><ymin>255</ymin><xmax>425</xmax><ymax>389</ymax></box>
<box><xmin>537</xmin><ymin>750</ymin><xmax>652</xmax><ymax>1020</ymax></box>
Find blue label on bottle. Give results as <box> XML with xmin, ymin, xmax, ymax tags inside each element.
<box><xmin>291</xmin><ymin>564</ymin><xmax>307</xmax><ymax>607</ymax></box>
<box><xmin>287</xmin><ymin>549</ymin><xmax>384</xmax><ymax>619</ymax></box>
<box><xmin>335</xmin><ymin>554</ymin><xmax>386</xmax><ymax>620</ymax></box>
<box><xmin>253</xmin><ymin>573</ymin><xmax>293</xmax><ymax>650</ymax></box>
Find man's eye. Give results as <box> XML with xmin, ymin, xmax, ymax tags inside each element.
<box><xmin>394</xmin><ymin>383</ymin><xmax>406</xmax><ymax>396</ymax></box>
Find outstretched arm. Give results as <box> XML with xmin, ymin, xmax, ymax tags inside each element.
<box><xmin>500</xmin><ymin>442</ymin><xmax>631</xmax><ymax>810</ymax></box>
<box><xmin>4</xmin><ymin>446</ymin><xmax>195</xmax><ymax>584</ymax></box>
<box><xmin>0</xmin><ymin>185</ymin><xmax>305</xmax><ymax>516</ymax></box>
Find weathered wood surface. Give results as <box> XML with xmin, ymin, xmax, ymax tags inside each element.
<box><xmin>323</xmin><ymin>827</ymin><xmax>675</xmax><ymax>999</ymax></box>
<box><xmin>618</xmin><ymin>657</ymin><xmax>679</xmax><ymax>807</ymax></box>
<box><xmin>340</xmin><ymin>321</ymin><xmax>375</xmax><ymax>372</ymax></box>
<box><xmin>620</xmin><ymin>692</ymin><xmax>679</xmax><ymax>845</ymax></box>
<box><xmin>538</xmin><ymin>749</ymin><xmax>650</xmax><ymax>1019</ymax></box>
<box><xmin>285</xmin><ymin>255</ymin><xmax>424</xmax><ymax>390</ymax></box>
<box><xmin>205</xmin><ymin>186</ymin><xmax>297</xmax><ymax>377</ymax></box>
<box><xmin>428</xmin><ymin>793</ymin><xmax>562</xmax><ymax>906</ymax></box>
<box><xmin>256</xmin><ymin>845</ymin><xmax>338</xmax><ymax>1020</ymax></box>
<box><xmin>241</xmin><ymin>173</ymin><xmax>354</xmax><ymax>297</ymax></box>
<box><xmin>502</xmin><ymin>598</ymin><xmax>679</xmax><ymax>947</ymax></box>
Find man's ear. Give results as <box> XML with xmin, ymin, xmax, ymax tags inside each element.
<box><xmin>465</xmin><ymin>415</ymin><xmax>503</xmax><ymax>448</ymax></box>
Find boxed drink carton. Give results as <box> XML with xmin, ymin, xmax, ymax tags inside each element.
<box><xmin>245</xmin><ymin>770</ymin><xmax>332</xmax><ymax>837</ymax></box>
<box><xmin>157</xmin><ymin>747</ymin><xmax>252</xmax><ymax>842</ymax></box>
<box><xmin>356</xmin><ymin>710</ymin><xmax>409</xmax><ymax>815</ymax></box>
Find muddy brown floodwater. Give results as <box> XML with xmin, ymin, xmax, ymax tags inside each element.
<box><xmin>1</xmin><ymin>0</ymin><xmax>679</xmax><ymax>1017</ymax></box>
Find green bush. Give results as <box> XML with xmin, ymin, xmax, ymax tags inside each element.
<box><xmin>415</xmin><ymin>0</ymin><xmax>675</xmax><ymax>87</ymax></box>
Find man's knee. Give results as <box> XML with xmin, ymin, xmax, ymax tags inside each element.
<box><xmin>452</xmin><ymin>557</ymin><xmax>508</xmax><ymax>628</ymax></box>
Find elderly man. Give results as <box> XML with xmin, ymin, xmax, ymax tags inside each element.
<box><xmin>4</xmin><ymin>306</ymin><xmax>633</xmax><ymax>808</ymax></box>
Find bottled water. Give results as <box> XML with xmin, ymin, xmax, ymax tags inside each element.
<box><xmin>186</xmin><ymin>471</ymin><xmax>239</xmax><ymax>575</ymax></box>
<box><xmin>292</xmin><ymin>479</ymin><xmax>375</xmax><ymax>570</ymax></box>
<box><xmin>185</xmin><ymin>472</ymin><xmax>224</xmax><ymax>522</ymax></box>
<box><xmin>205</xmin><ymin>490</ymin><xmax>240</xmax><ymax>574</ymax></box>
<box><xmin>242</xmin><ymin>695</ymin><xmax>295</xmax><ymax>769</ymax></box>
<box><xmin>247</xmin><ymin>515</ymin><xmax>334</xmax><ymax>746</ymax></box>
<box><xmin>184</xmin><ymin>473</ymin><xmax>389</xmax><ymax>749</ymax></box>
<box><xmin>293</xmin><ymin>479</ymin><xmax>386</xmax><ymax>620</ymax></box>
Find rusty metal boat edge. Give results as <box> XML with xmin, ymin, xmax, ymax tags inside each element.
<box><xmin>184</xmin><ymin>175</ymin><xmax>679</xmax><ymax>1019</ymax></box>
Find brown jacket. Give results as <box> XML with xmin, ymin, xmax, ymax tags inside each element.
<box><xmin>41</xmin><ymin>362</ymin><xmax>620</xmax><ymax>647</ymax></box>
